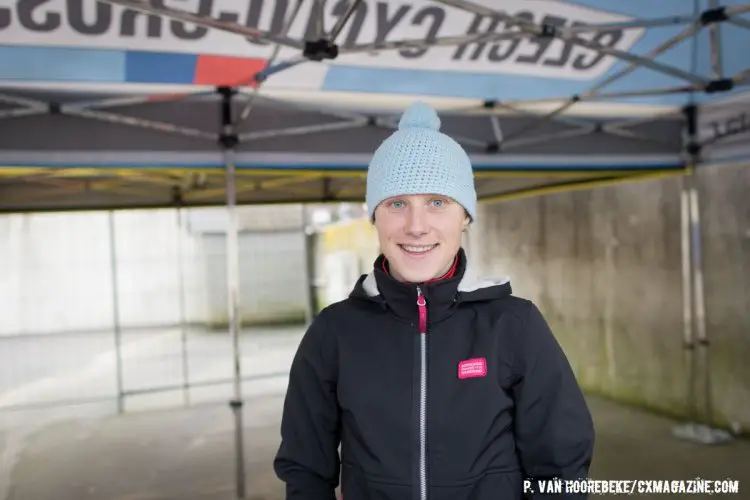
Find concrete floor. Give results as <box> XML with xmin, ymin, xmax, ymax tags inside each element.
<box><xmin>2</xmin><ymin>393</ymin><xmax>749</xmax><ymax>500</ymax></box>
<box><xmin>0</xmin><ymin>326</ymin><xmax>303</xmax><ymax>411</ymax></box>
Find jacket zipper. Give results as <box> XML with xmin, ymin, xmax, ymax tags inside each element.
<box><xmin>416</xmin><ymin>286</ymin><xmax>428</xmax><ymax>500</ymax></box>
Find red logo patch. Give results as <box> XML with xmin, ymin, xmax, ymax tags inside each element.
<box><xmin>458</xmin><ymin>358</ymin><xmax>487</xmax><ymax>379</ymax></box>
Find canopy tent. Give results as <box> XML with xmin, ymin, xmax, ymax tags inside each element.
<box><xmin>0</xmin><ymin>0</ymin><xmax>748</xmax><ymax>212</ymax></box>
<box><xmin>1</xmin><ymin>1</ymin><xmax>749</xmax><ymax>497</ymax></box>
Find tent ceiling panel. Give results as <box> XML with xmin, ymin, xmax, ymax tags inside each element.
<box><xmin>0</xmin><ymin>112</ymin><xmax>217</xmax><ymax>152</ymax></box>
<box><xmin>0</xmin><ymin>90</ymin><xmax>684</xmax><ymax>155</ymax></box>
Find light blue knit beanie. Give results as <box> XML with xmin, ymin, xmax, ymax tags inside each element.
<box><xmin>366</xmin><ymin>101</ymin><xmax>477</xmax><ymax>222</ymax></box>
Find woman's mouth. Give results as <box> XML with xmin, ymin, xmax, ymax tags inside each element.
<box><xmin>399</xmin><ymin>244</ymin><xmax>438</xmax><ymax>256</ymax></box>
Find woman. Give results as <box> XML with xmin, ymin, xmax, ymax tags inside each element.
<box><xmin>274</xmin><ymin>102</ymin><xmax>595</xmax><ymax>499</ymax></box>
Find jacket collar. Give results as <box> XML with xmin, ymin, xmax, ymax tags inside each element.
<box><xmin>350</xmin><ymin>248</ymin><xmax>513</xmax><ymax>324</ymax></box>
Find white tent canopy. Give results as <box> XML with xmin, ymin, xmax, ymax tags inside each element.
<box><xmin>0</xmin><ymin>0</ymin><xmax>748</xmax><ymax>212</ymax></box>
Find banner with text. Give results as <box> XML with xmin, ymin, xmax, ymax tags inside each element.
<box><xmin>699</xmin><ymin>91</ymin><xmax>750</xmax><ymax>163</ymax></box>
<box><xmin>0</xmin><ymin>0</ymin><xmax>642</xmax><ymax>80</ymax></box>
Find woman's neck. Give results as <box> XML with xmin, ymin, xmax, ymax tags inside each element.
<box><xmin>382</xmin><ymin>254</ymin><xmax>459</xmax><ymax>284</ymax></box>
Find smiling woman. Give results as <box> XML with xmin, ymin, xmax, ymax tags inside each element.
<box><xmin>374</xmin><ymin>192</ymin><xmax>468</xmax><ymax>283</ymax></box>
<box><xmin>274</xmin><ymin>101</ymin><xmax>595</xmax><ymax>500</ymax></box>
<box><xmin>366</xmin><ymin>101</ymin><xmax>474</xmax><ymax>284</ymax></box>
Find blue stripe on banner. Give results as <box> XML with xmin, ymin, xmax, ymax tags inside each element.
<box><xmin>0</xmin><ymin>45</ymin><xmax>125</xmax><ymax>82</ymax></box>
<box><xmin>321</xmin><ymin>64</ymin><xmax>692</xmax><ymax>107</ymax></box>
<box><xmin>322</xmin><ymin>65</ymin><xmax>588</xmax><ymax>102</ymax></box>
<box><xmin>125</xmin><ymin>51</ymin><xmax>197</xmax><ymax>84</ymax></box>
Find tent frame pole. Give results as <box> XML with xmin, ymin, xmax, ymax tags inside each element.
<box><xmin>680</xmin><ymin>171</ymin><xmax>696</xmax><ymax>426</ymax></box>
<box><xmin>708</xmin><ymin>0</ymin><xmax>724</xmax><ymax>78</ymax></box>
<box><xmin>302</xmin><ymin>204</ymin><xmax>317</xmax><ymax>325</ymax></box>
<box><xmin>107</xmin><ymin>210</ymin><xmax>125</xmax><ymax>415</ymax></box>
<box><xmin>218</xmin><ymin>86</ymin><xmax>247</xmax><ymax>499</ymax></box>
<box><xmin>672</xmin><ymin>105</ymin><xmax>733</xmax><ymax>445</ymax></box>
<box><xmin>729</xmin><ymin>16</ymin><xmax>750</xmax><ymax>30</ymax></box>
<box><xmin>176</xmin><ymin>205</ymin><xmax>191</xmax><ymax>407</ymax></box>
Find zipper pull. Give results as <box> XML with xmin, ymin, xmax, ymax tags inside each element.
<box><xmin>416</xmin><ymin>287</ymin><xmax>427</xmax><ymax>334</ymax></box>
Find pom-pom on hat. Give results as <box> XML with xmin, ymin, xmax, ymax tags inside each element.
<box><xmin>365</xmin><ymin>101</ymin><xmax>477</xmax><ymax>222</ymax></box>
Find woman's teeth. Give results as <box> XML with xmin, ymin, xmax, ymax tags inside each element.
<box><xmin>401</xmin><ymin>244</ymin><xmax>437</xmax><ymax>254</ymax></box>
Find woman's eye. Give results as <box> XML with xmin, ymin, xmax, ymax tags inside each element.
<box><xmin>431</xmin><ymin>199</ymin><xmax>445</xmax><ymax>207</ymax></box>
<box><xmin>391</xmin><ymin>201</ymin><xmax>404</xmax><ymax>208</ymax></box>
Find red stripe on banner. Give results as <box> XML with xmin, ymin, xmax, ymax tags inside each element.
<box><xmin>194</xmin><ymin>55</ymin><xmax>267</xmax><ymax>87</ymax></box>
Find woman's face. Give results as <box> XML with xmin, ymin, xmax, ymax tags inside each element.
<box><xmin>374</xmin><ymin>193</ymin><xmax>469</xmax><ymax>283</ymax></box>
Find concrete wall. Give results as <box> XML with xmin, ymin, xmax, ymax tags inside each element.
<box><xmin>202</xmin><ymin>230</ymin><xmax>308</xmax><ymax>327</ymax></box>
<box><xmin>0</xmin><ymin>206</ymin><xmax>308</xmax><ymax>336</ymax></box>
<box><xmin>471</xmin><ymin>163</ymin><xmax>750</xmax><ymax>433</ymax></box>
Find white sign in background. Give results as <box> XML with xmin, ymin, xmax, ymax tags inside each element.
<box><xmin>0</xmin><ymin>0</ymin><xmax>643</xmax><ymax>80</ymax></box>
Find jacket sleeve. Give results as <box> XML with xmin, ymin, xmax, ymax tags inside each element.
<box><xmin>512</xmin><ymin>301</ymin><xmax>595</xmax><ymax>499</ymax></box>
<box><xmin>273</xmin><ymin>311</ymin><xmax>341</xmax><ymax>500</ymax></box>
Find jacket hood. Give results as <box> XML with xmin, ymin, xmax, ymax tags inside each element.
<box><xmin>349</xmin><ymin>248</ymin><xmax>512</xmax><ymax>322</ymax></box>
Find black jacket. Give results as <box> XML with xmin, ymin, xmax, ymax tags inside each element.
<box><xmin>274</xmin><ymin>249</ymin><xmax>594</xmax><ymax>500</ymax></box>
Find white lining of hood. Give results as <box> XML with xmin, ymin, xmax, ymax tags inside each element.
<box><xmin>359</xmin><ymin>272</ymin><xmax>510</xmax><ymax>298</ymax></box>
